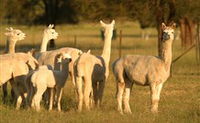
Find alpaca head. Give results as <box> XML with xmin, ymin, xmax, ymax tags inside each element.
<box><xmin>43</xmin><ymin>24</ymin><xmax>58</xmax><ymax>41</ymax></box>
<box><xmin>161</xmin><ymin>22</ymin><xmax>176</xmax><ymax>41</ymax></box>
<box><xmin>100</xmin><ymin>20</ymin><xmax>115</xmax><ymax>37</ymax></box>
<box><xmin>4</xmin><ymin>27</ymin><xmax>26</xmax><ymax>42</ymax></box>
<box><xmin>57</xmin><ymin>53</ymin><xmax>72</xmax><ymax>64</ymax></box>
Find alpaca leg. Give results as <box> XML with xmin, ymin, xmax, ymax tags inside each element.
<box><xmin>76</xmin><ymin>76</ymin><xmax>83</xmax><ymax>112</ymax></box>
<box><xmin>16</xmin><ymin>96</ymin><xmax>22</xmax><ymax>109</ymax></box>
<box><xmin>97</xmin><ymin>81</ymin><xmax>105</xmax><ymax>107</ymax></box>
<box><xmin>56</xmin><ymin>87</ymin><xmax>63</xmax><ymax>111</ymax></box>
<box><xmin>49</xmin><ymin>88</ymin><xmax>54</xmax><ymax>111</ymax></box>
<box><xmin>32</xmin><ymin>85</ymin><xmax>47</xmax><ymax>111</ymax></box>
<box><xmin>9</xmin><ymin>79</ymin><xmax>21</xmax><ymax>109</ymax></box>
<box><xmin>11</xmin><ymin>88</ymin><xmax>15</xmax><ymax>103</ymax></box>
<box><xmin>150</xmin><ymin>83</ymin><xmax>163</xmax><ymax>113</ymax></box>
<box><xmin>117</xmin><ymin>82</ymin><xmax>125</xmax><ymax>114</ymax></box>
<box><xmin>70</xmin><ymin>71</ymin><xmax>78</xmax><ymax>100</ymax></box>
<box><xmin>31</xmin><ymin>87</ymin><xmax>37</xmax><ymax>108</ymax></box>
<box><xmin>2</xmin><ymin>83</ymin><xmax>8</xmax><ymax>104</ymax></box>
<box><xmin>123</xmin><ymin>80</ymin><xmax>133</xmax><ymax>114</ymax></box>
<box><xmin>92</xmin><ymin>81</ymin><xmax>98</xmax><ymax>106</ymax></box>
<box><xmin>83</xmin><ymin>79</ymin><xmax>92</xmax><ymax>110</ymax></box>
<box><xmin>123</xmin><ymin>86</ymin><xmax>132</xmax><ymax>114</ymax></box>
<box><xmin>70</xmin><ymin>70</ymin><xmax>76</xmax><ymax>87</ymax></box>
<box><xmin>89</xmin><ymin>89</ymin><xmax>94</xmax><ymax>108</ymax></box>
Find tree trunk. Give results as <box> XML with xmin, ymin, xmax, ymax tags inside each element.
<box><xmin>43</xmin><ymin>0</ymin><xmax>58</xmax><ymax>48</ymax></box>
<box><xmin>179</xmin><ymin>17</ymin><xmax>195</xmax><ymax>48</ymax></box>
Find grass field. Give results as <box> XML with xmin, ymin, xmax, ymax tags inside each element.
<box><xmin>0</xmin><ymin>21</ymin><xmax>200</xmax><ymax>123</ymax></box>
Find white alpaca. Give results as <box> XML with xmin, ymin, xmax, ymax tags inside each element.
<box><xmin>30</xmin><ymin>53</ymin><xmax>71</xmax><ymax>111</ymax></box>
<box><xmin>112</xmin><ymin>23</ymin><xmax>176</xmax><ymax>114</ymax></box>
<box><xmin>74</xmin><ymin>20</ymin><xmax>115</xmax><ymax>111</ymax></box>
<box><xmin>33</xmin><ymin>24</ymin><xmax>58</xmax><ymax>58</ymax></box>
<box><xmin>2</xmin><ymin>27</ymin><xmax>26</xmax><ymax>102</ymax></box>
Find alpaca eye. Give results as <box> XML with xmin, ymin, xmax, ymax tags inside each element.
<box><xmin>17</xmin><ymin>33</ymin><xmax>20</xmax><ymax>35</ymax></box>
<box><xmin>52</xmin><ymin>32</ymin><xmax>54</xmax><ymax>34</ymax></box>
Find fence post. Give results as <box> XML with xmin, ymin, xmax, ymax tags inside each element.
<box><xmin>74</xmin><ymin>35</ymin><xmax>77</xmax><ymax>47</ymax></box>
<box><xmin>119</xmin><ymin>30</ymin><xmax>122</xmax><ymax>58</ymax></box>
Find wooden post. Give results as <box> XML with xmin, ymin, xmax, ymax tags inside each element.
<box><xmin>74</xmin><ymin>35</ymin><xmax>77</xmax><ymax>47</ymax></box>
<box><xmin>119</xmin><ymin>30</ymin><xmax>122</xmax><ymax>58</ymax></box>
<box><xmin>196</xmin><ymin>21</ymin><xmax>200</xmax><ymax>66</ymax></box>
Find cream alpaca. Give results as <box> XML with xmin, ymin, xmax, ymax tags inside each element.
<box><xmin>2</xmin><ymin>27</ymin><xmax>26</xmax><ymax>102</ymax></box>
<box><xmin>30</xmin><ymin>53</ymin><xmax>71</xmax><ymax>111</ymax></box>
<box><xmin>0</xmin><ymin>52</ymin><xmax>38</xmax><ymax>109</ymax></box>
<box><xmin>112</xmin><ymin>23</ymin><xmax>176</xmax><ymax>114</ymax></box>
<box><xmin>74</xmin><ymin>20</ymin><xmax>115</xmax><ymax>111</ymax></box>
<box><xmin>34</xmin><ymin>25</ymin><xmax>82</xmax><ymax>87</ymax></box>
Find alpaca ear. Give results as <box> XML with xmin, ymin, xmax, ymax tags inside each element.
<box><xmin>161</xmin><ymin>23</ymin><xmax>166</xmax><ymax>30</ymax></box>
<box><xmin>48</xmin><ymin>24</ymin><xmax>54</xmax><ymax>29</ymax></box>
<box><xmin>78</xmin><ymin>51</ymin><xmax>83</xmax><ymax>56</ymax></box>
<box><xmin>6</xmin><ymin>27</ymin><xmax>13</xmax><ymax>31</ymax></box>
<box><xmin>10</xmin><ymin>27</ymin><xmax>13</xmax><ymax>31</ymax></box>
<box><xmin>57</xmin><ymin>53</ymin><xmax>63</xmax><ymax>58</ymax></box>
<box><xmin>4</xmin><ymin>32</ymin><xmax>11</xmax><ymax>36</ymax></box>
<box><xmin>86</xmin><ymin>49</ymin><xmax>91</xmax><ymax>54</ymax></box>
<box><xmin>171</xmin><ymin>23</ymin><xmax>176</xmax><ymax>29</ymax></box>
<box><xmin>111</xmin><ymin>20</ymin><xmax>115</xmax><ymax>25</ymax></box>
<box><xmin>100</xmin><ymin>20</ymin><xmax>106</xmax><ymax>27</ymax></box>
<box><xmin>51</xmin><ymin>24</ymin><xmax>54</xmax><ymax>28</ymax></box>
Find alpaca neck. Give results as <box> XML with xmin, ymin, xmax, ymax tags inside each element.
<box><xmin>40</xmin><ymin>35</ymin><xmax>49</xmax><ymax>52</ymax></box>
<box><xmin>159</xmin><ymin>39</ymin><xmax>173</xmax><ymax>71</ymax></box>
<box><xmin>8</xmin><ymin>39</ymin><xmax>16</xmax><ymax>53</ymax></box>
<box><xmin>60</xmin><ymin>62</ymin><xmax>69</xmax><ymax>79</ymax></box>
<box><xmin>101</xmin><ymin>32</ymin><xmax>112</xmax><ymax>67</ymax></box>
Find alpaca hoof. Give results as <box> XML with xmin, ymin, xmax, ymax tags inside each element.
<box><xmin>124</xmin><ymin>110</ymin><xmax>132</xmax><ymax>114</ymax></box>
<box><xmin>151</xmin><ymin>108</ymin><xmax>158</xmax><ymax>113</ymax></box>
<box><xmin>16</xmin><ymin>107</ymin><xmax>20</xmax><ymax>110</ymax></box>
<box><xmin>77</xmin><ymin>108</ymin><xmax>82</xmax><ymax>112</ymax></box>
<box><xmin>119</xmin><ymin>111</ymin><xmax>124</xmax><ymax>115</ymax></box>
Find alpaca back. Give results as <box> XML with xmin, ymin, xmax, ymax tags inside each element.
<box><xmin>117</xmin><ymin>55</ymin><xmax>169</xmax><ymax>85</ymax></box>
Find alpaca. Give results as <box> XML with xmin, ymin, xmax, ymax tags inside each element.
<box><xmin>0</xmin><ymin>52</ymin><xmax>38</xmax><ymax>109</ymax></box>
<box><xmin>30</xmin><ymin>53</ymin><xmax>72</xmax><ymax>111</ymax></box>
<box><xmin>4</xmin><ymin>27</ymin><xmax>26</xmax><ymax>53</ymax></box>
<box><xmin>74</xmin><ymin>20</ymin><xmax>115</xmax><ymax>111</ymax></box>
<box><xmin>2</xmin><ymin>27</ymin><xmax>26</xmax><ymax>102</ymax></box>
<box><xmin>34</xmin><ymin>24</ymin><xmax>58</xmax><ymax>56</ymax></box>
<box><xmin>33</xmin><ymin>24</ymin><xmax>82</xmax><ymax>87</ymax></box>
<box><xmin>112</xmin><ymin>22</ymin><xmax>176</xmax><ymax>114</ymax></box>
<box><xmin>37</xmin><ymin>47</ymin><xmax>82</xmax><ymax>87</ymax></box>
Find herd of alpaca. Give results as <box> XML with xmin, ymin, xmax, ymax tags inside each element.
<box><xmin>0</xmin><ymin>20</ymin><xmax>176</xmax><ymax>114</ymax></box>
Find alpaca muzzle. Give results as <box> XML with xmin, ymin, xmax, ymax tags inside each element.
<box><xmin>162</xmin><ymin>32</ymin><xmax>170</xmax><ymax>40</ymax></box>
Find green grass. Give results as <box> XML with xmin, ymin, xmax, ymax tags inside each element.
<box><xmin>0</xmin><ymin>21</ymin><xmax>200</xmax><ymax>123</ymax></box>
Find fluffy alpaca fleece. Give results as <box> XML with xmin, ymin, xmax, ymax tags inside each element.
<box><xmin>29</xmin><ymin>53</ymin><xmax>72</xmax><ymax>111</ymax></box>
<box><xmin>37</xmin><ymin>47</ymin><xmax>82</xmax><ymax>87</ymax></box>
<box><xmin>74</xmin><ymin>20</ymin><xmax>115</xmax><ymax>111</ymax></box>
<box><xmin>2</xmin><ymin>27</ymin><xmax>26</xmax><ymax>103</ymax></box>
<box><xmin>112</xmin><ymin>22</ymin><xmax>176</xmax><ymax>114</ymax></box>
<box><xmin>0</xmin><ymin>52</ymin><xmax>38</xmax><ymax>109</ymax></box>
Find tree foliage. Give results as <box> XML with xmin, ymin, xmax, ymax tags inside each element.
<box><xmin>1</xmin><ymin>0</ymin><xmax>199</xmax><ymax>26</ymax></box>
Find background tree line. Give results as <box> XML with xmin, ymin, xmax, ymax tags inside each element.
<box><xmin>0</xmin><ymin>0</ymin><xmax>200</xmax><ymax>49</ymax></box>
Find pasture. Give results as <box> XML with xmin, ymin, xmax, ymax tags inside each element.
<box><xmin>0</xmin><ymin>21</ymin><xmax>199</xmax><ymax>123</ymax></box>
